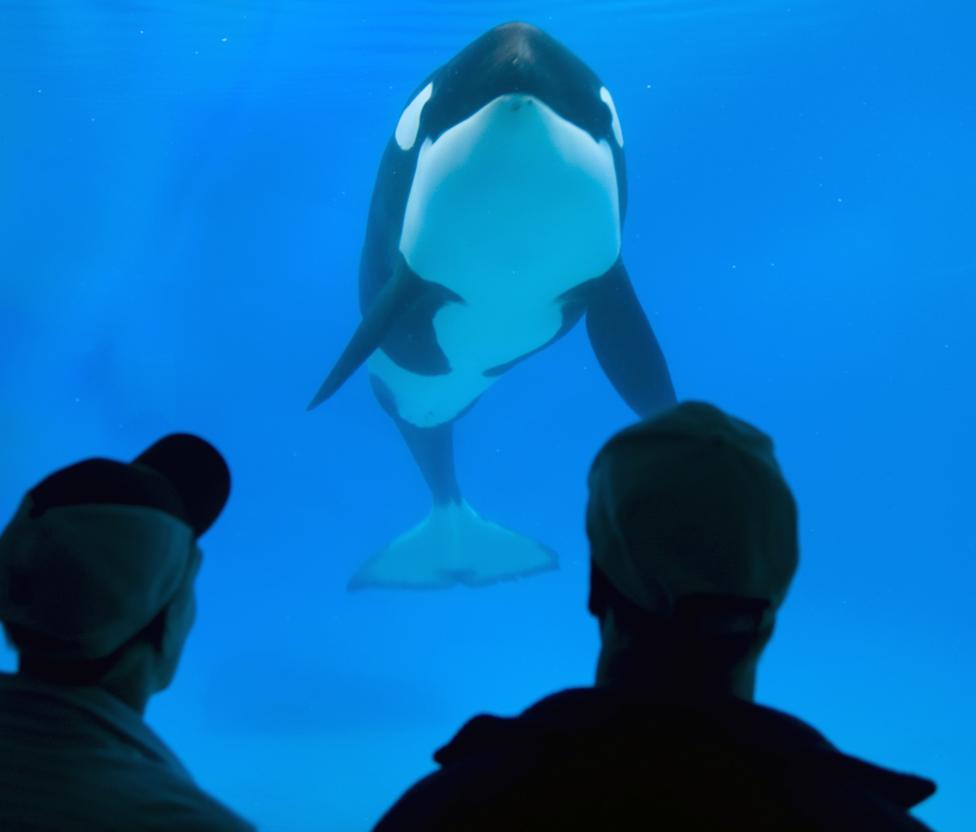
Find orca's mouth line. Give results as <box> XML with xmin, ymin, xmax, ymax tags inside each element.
<box><xmin>506</xmin><ymin>95</ymin><xmax>535</xmax><ymax>112</ymax></box>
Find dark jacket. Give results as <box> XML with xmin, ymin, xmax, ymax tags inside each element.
<box><xmin>374</xmin><ymin>687</ymin><xmax>936</xmax><ymax>831</ymax></box>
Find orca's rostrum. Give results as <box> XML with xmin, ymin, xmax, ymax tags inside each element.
<box><xmin>310</xmin><ymin>22</ymin><xmax>676</xmax><ymax>589</ymax></box>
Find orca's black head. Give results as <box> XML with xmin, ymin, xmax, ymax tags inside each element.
<box><xmin>393</xmin><ymin>22</ymin><xmax>624</xmax><ymax>151</ymax></box>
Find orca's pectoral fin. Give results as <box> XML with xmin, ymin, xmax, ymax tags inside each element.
<box><xmin>307</xmin><ymin>266</ymin><xmax>424</xmax><ymax>411</ymax></box>
<box><xmin>584</xmin><ymin>260</ymin><xmax>676</xmax><ymax>418</ymax></box>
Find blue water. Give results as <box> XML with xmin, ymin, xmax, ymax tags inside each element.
<box><xmin>1</xmin><ymin>1</ymin><xmax>973</xmax><ymax>829</ymax></box>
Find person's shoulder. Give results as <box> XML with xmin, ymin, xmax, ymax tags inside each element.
<box><xmin>0</xmin><ymin>749</ymin><xmax>254</xmax><ymax>832</ymax></box>
<box><xmin>712</xmin><ymin>701</ymin><xmax>937</xmax><ymax>831</ymax></box>
<box><xmin>373</xmin><ymin>754</ymin><xmax>563</xmax><ymax>832</ymax></box>
<box><xmin>374</xmin><ymin>688</ymin><xmax>622</xmax><ymax>831</ymax></box>
<box><xmin>79</xmin><ymin>753</ymin><xmax>255</xmax><ymax>832</ymax></box>
<box><xmin>139</xmin><ymin>795</ymin><xmax>255</xmax><ymax>832</ymax></box>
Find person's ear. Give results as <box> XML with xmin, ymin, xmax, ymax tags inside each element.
<box><xmin>157</xmin><ymin>546</ymin><xmax>202</xmax><ymax>660</ymax></box>
<box><xmin>588</xmin><ymin>562</ymin><xmax>611</xmax><ymax>619</ymax></box>
<box><xmin>141</xmin><ymin>605</ymin><xmax>169</xmax><ymax>654</ymax></box>
<box><xmin>161</xmin><ymin>582</ymin><xmax>196</xmax><ymax>658</ymax></box>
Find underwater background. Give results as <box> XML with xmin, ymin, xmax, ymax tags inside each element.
<box><xmin>1</xmin><ymin>1</ymin><xmax>973</xmax><ymax>829</ymax></box>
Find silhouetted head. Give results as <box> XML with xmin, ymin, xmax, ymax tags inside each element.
<box><xmin>585</xmin><ymin>402</ymin><xmax>798</xmax><ymax>698</ymax></box>
<box><xmin>0</xmin><ymin>434</ymin><xmax>230</xmax><ymax>711</ymax></box>
<box><xmin>398</xmin><ymin>22</ymin><xmax>623</xmax><ymax>147</ymax></box>
<box><xmin>392</xmin><ymin>22</ymin><xmax>628</xmax><ymax>231</ymax></box>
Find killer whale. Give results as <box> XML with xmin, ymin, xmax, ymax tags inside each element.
<box><xmin>310</xmin><ymin>22</ymin><xmax>676</xmax><ymax>589</ymax></box>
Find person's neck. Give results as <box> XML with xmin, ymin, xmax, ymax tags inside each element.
<box><xmin>19</xmin><ymin>656</ymin><xmax>154</xmax><ymax>715</ymax></box>
<box><xmin>94</xmin><ymin>673</ymin><xmax>153</xmax><ymax>714</ymax></box>
<box><xmin>594</xmin><ymin>644</ymin><xmax>757</xmax><ymax>701</ymax></box>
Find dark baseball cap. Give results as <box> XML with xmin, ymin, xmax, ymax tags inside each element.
<box><xmin>0</xmin><ymin>434</ymin><xmax>230</xmax><ymax>660</ymax></box>
<box><xmin>586</xmin><ymin>402</ymin><xmax>798</xmax><ymax>617</ymax></box>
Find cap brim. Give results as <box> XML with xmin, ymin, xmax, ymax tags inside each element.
<box><xmin>133</xmin><ymin>434</ymin><xmax>230</xmax><ymax>537</ymax></box>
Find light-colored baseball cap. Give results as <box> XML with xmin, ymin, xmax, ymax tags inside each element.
<box><xmin>0</xmin><ymin>434</ymin><xmax>229</xmax><ymax>661</ymax></box>
<box><xmin>586</xmin><ymin>402</ymin><xmax>798</xmax><ymax>617</ymax></box>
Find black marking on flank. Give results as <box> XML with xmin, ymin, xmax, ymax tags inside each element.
<box><xmin>308</xmin><ymin>258</ymin><xmax>453</xmax><ymax>410</ymax></box>
<box><xmin>482</xmin><ymin>278</ymin><xmax>594</xmax><ymax>378</ymax></box>
<box><xmin>381</xmin><ymin>257</ymin><xmax>464</xmax><ymax>376</ymax></box>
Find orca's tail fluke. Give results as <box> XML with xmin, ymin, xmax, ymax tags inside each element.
<box><xmin>348</xmin><ymin>500</ymin><xmax>557</xmax><ymax>590</ymax></box>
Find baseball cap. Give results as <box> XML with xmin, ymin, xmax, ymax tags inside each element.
<box><xmin>586</xmin><ymin>402</ymin><xmax>798</xmax><ymax>618</ymax></box>
<box><xmin>0</xmin><ymin>434</ymin><xmax>230</xmax><ymax>660</ymax></box>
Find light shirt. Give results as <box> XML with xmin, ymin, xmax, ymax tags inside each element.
<box><xmin>0</xmin><ymin>673</ymin><xmax>254</xmax><ymax>831</ymax></box>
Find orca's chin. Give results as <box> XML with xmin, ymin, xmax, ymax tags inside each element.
<box><xmin>504</xmin><ymin>93</ymin><xmax>537</xmax><ymax>112</ymax></box>
<box><xmin>490</xmin><ymin>93</ymin><xmax>542</xmax><ymax>116</ymax></box>
<box><xmin>460</xmin><ymin>94</ymin><xmax>566</xmax><ymax>149</ymax></box>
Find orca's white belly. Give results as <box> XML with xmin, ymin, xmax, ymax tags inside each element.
<box><xmin>371</xmin><ymin>94</ymin><xmax>621</xmax><ymax>428</ymax></box>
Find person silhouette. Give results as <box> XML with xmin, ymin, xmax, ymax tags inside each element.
<box><xmin>373</xmin><ymin>402</ymin><xmax>937</xmax><ymax>831</ymax></box>
<box><xmin>0</xmin><ymin>434</ymin><xmax>253</xmax><ymax>831</ymax></box>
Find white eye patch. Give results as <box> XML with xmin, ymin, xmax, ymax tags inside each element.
<box><xmin>600</xmin><ymin>86</ymin><xmax>624</xmax><ymax>148</ymax></box>
<box><xmin>395</xmin><ymin>82</ymin><xmax>434</xmax><ymax>151</ymax></box>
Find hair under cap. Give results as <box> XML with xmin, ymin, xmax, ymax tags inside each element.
<box><xmin>0</xmin><ymin>502</ymin><xmax>196</xmax><ymax>660</ymax></box>
<box><xmin>586</xmin><ymin>402</ymin><xmax>798</xmax><ymax>616</ymax></box>
<box><xmin>0</xmin><ymin>434</ymin><xmax>228</xmax><ymax>660</ymax></box>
